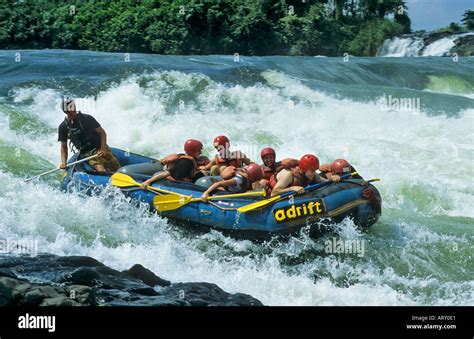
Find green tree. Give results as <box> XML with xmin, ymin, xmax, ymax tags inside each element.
<box><xmin>0</xmin><ymin>0</ymin><xmax>413</xmax><ymax>56</ymax></box>
<box><xmin>449</xmin><ymin>22</ymin><xmax>461</xmax><ymax>32</ymax></box>
<box><xmin>461</xmin><ymin>10</ymin><xmax>474</xmax><ymax>30</ymax></box>
<box><xmin>347</xmin><ymin>19</ymin><xmax>403</xmax><ymax>55</ymax></box>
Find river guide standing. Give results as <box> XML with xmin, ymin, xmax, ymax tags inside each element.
<box><xmin>58</xmin><ymin>99</ymin><xmax>120</xmax><ymax>173</ymax></box>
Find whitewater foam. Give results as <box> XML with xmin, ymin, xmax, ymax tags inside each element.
<box><xmin>1</xmin><ymin>59</ymin><xmax>473</xmax><ymax>306</ymax></box>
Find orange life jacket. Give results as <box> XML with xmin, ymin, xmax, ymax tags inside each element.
<box><xmin>262</xmin><ymin>161</ymin><xmax>281</xmax><ymax>180</ymax></box>
<box><xmin>160</xmin><ymin>153</ymin><xmax>197</xmax><ymax>182</ymax></box>
<box><xmin>215</xmin><ymin>151</ymin><xmax>246</xmax><ymax>168</ymax></box>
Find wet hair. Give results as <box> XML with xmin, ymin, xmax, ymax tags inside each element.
<box><xmin>168</xmin><ymin>158</ymin><xmax>194</xmax><ymax>180</ymax></box>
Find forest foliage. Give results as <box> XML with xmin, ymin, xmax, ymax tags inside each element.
<box><xmin>0</xmin><ymin>0</ymin><xmax>414</xmax><ymax>56</ymax></box>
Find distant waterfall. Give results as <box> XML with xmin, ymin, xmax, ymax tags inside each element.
<box><xmin>378</xmin><ymin>32</ymin><xmax>474</xmax><ymax>57</ymax></box>
<box><xmin>377</xmin><ymin>36</ymin><xmax>424</xmax><ymax>57</ymax></box>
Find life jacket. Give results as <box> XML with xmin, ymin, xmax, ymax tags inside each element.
<box><xmin>220</xmin><ymin>166</ymin><xmax>252</xmax><ymax>192</ymax></box>
<box><xmin>262</xmin><ymin>161</ymin><xmax>281</xmax><ymax>180</ymax></box>
<box><xmin>64</xmin><ymin>113</ymin><xmax>97</xmax><ymax>153</ymax></box>
<box><xmin>215</xmin><ymin>151</ymin><xmax>245</xmax><ymax>168</ymax></box>
<box><xmin>160</xmin><ymin>153</ymin><xmax>197</xmax><ymax>182</ymax></box>
<box><xmin>269</xmin><ymin>158</ymin><xmax>307</xmax><ymax>189</ymax></box>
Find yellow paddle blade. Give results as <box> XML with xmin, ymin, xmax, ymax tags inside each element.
<box><xmin>153</xmin><ymin>194</ymin><xmax>193</xmax><ymax>211</ymax></box>
<box><xmin>237</xmin><ymin>195</ymin><xmax>281</xmax><ymax>213</ymax></box>
<box><xmin>110</xmin><ymin>173</ymin><xmax>139</xmax><ymax>188</ymax></box>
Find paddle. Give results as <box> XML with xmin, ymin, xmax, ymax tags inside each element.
<box><xmin>153</xmin><ymin>189</ymin><xmax>267</xmax><ymax>212</ymax></box>
<box><xmin>24</xmin><ymin>154</ymin><xmax>98</xmax><ymax>182</ymax></box>
<box><xmin>237</xmin><ymin>171</ymin><xmax>358</xmax><ymax>213</ymax></box>
<box><xmin>110</xmin><ymin>172</ymin><xmax>181</xmax><ymax>196</ymax></box>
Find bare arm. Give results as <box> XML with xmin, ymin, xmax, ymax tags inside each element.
<box><xmin>316</xmin><ymin>172</ymin><xmax>338</xmax><ymax>182</ymax></box>
<box><xmin>60</xmin><ymin>142</ymin><xmax>68</xmax><ymax>169</ymax></box>
<box><xmin>95</xmin><ymin>127</ymin><xmax>107</xmax><ymax>150</ymax></box>
<box><xmin>141</xmin><ymin>171</ymin><xmax>171</xmax><ymax>188</ymax></box>
<box><xmin>319</xmin><ymin>163</ymin><xmax>331</xmax><ymax>173</ymax></box>
<box><xmin>201</xmin><ymin>178</ymin><xmax>237</xmax><ymax>200</ymax></box>
<box><xmin>270</xmin><ymin>170</ymin><xmax>304</xmax><ymax>197</ymax></box>
<box><xmin>323</xmin><ymin>172</ymin><xmax>334</xmax><ymax>179</ymax></box>
<box><xmin>317</xmin><ymin>164</ymin><xmax>340</xmax><ymax>181</ymax></box>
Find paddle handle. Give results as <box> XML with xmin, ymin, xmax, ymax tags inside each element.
<box><xmin>279</xmin><ymin>172</ymin><xmax>357</xmax><ymax>199</ymax></box>
<box><xmin>207</xmin><ymin>189</ymin><xmax>266</xmax><ymax>200</ymax></box>
<box><xmin>25</xmin><ymin>154</ymin><xmax>98</xmax><ymax>182</ymax></box>
<box><xmin>189</xmin><ymin>189</ymin><xmax>266</xmax><ymax>203</ymax></box>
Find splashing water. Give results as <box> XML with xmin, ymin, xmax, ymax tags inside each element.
<box><xmin>0</xmin><ymin>51</ymin><xmax>473</xmax><ymax>305</ymax></box>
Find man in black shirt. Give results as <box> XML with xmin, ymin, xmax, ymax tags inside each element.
<box><xmin>58</xmin><ymin>99</ymin><xmax>120</xmax><ymax>173</ymax></box>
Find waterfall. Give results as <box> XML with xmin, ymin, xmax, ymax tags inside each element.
<box><xmin>377</xmin><ymin>36</ymin><xmax>424</xmax><ymax>57</ymax></box>
<box><xmin>378</xmin><ymin>32</ymin><xmax>474</xmax><ymax>57</ymax></box>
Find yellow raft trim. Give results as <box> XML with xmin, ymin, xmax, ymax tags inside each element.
<box><xmin>327</xmin><ymin>199</ymin><xmax>369</xmax><ymax>218</ymax></box>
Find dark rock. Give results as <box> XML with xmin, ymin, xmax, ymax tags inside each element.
<box><xmin>0</xmin><ymin>254</ymin><xmax>263</xmax><ymax>306</ymax></box>
<box><xmin>122</xmin><ymin>264</ymin><xmax>171</xmax><ymax>287</ymax></box>
<box><xmin>66</xmin><ymin>285</ymin><xmax>96</xmax><ymax>305</ymax></box>
<box><xmin>0</xmin><ymin>277</ymin><xmax>31</xmax><ymax>306</ymax></box>
<box><xmin>40</xmin><ymin>296</ymin><xmax>81</xmax><ymax>306</ymax></box>
<box><xmin>23</xmin><ymin>286</ymin><xmax>62</xmax><ymax>305</ymax></box>
<box><xmin>0</xmin><ymin>255</ymin><xmax>42</xmax><ymax>269</ymax></box>
<box><xmin>0</xmin><ymin>268</ymin><xmax>17</xmax><ymax>279</ymax></box>
<box><xmin>95</xmin><ymin>266</ymin><xmax>122</xmax><ymax>277</ymax></box>
<box><xmin>126</xmin><ymin>287</ymin><xmax>160</xmax><ymax>296</ymax></box>
<box><xmin>61</xmin><ymin>267</ymin><xmax>101</xmax><ymax>286</ymax></box>
<box><xmin>57</xmin><ymin>256</ymin><xmax>104</xmax><ymax>267</ymax></box>
<box><xmin>162</xmin><ymin>282</ymin><xmax>263</xmax><ymax>306</ymax></box>
<box><xmin>451</xmin><ymin>35</ymin><xmax>474</xmax><ymax>56</ymax></box>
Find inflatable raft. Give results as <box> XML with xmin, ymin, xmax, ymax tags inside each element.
<box><xmin>61</xmin><ymin>148</ymin><xmax>382</xmax><ymax>239</ymax></box>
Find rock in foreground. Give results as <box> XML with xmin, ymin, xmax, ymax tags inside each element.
<box><xmin>0</xmin><ymin>254</ymin><xmax>263</xmax><ymax>306</ymax></box>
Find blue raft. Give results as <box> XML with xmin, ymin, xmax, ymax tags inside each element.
<box><xmin>61</xmin><ymin>148</ymin><xmax>382</xmax><ymax>239</ymax></box>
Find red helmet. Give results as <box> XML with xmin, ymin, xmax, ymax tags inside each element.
<box><xmin>244</xmin><ymin>163</ymin><xmax>264</xmax><ymax>182</ymax></box>
<box><xmin>184</xmin><ymin>139</ymin><xmax>203</xmax><ymax>158</ymax></box>
<box><xmin>331</xmin><ymin>158</ymin><xmax>351</xmax><ymax>175</ymax></box>
<box><xmin>299</xmin><ymin>154</ymin><xmax>319</xmax><ymax>173</ymax></box>
<box><xmin>260</xmin><ymin>147</ymin><xmax>276</xmax><ymax>160</ymax></box>
<box><xmin>213</xmin><ymin>135</ymin><xmax>229</xmax><ymax>148</ymax></box>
